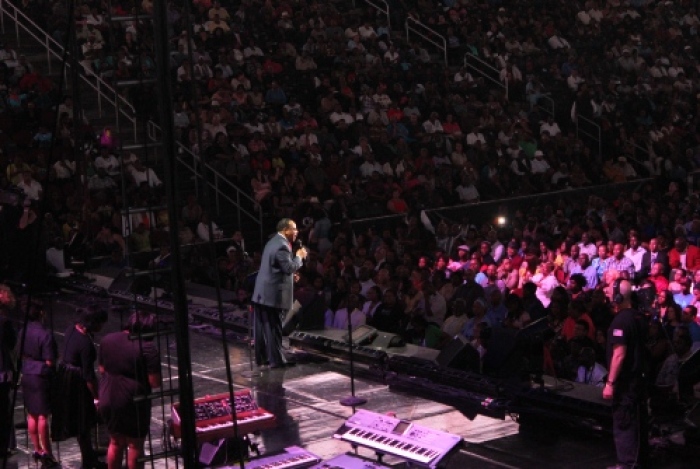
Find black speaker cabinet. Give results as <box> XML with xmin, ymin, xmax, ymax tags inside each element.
<box><xmin>436</xmin><ymin>336</ymin><xmax>480</xmax><ymax>372</ymax></box>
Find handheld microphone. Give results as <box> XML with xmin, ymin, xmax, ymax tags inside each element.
<box><xmin>294</xmin><ymin>239</ymin><xmax>304</xmax><ymax>251</ymax></box>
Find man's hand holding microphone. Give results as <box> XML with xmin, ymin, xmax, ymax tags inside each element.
<box><xmin>295</xmin><ymin>240</ymin><xmax>308</xmax><ymax>260</ymax></box>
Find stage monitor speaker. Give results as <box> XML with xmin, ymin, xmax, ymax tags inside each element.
<box><xmin>108</xmin><ymin>269</ymin><xmax>152</xmax><ymax>297</ymax></box>
<box><xmin>439</xmin><ymin>446</ymin><xmax>521</xmax><ymax>469</ymax></box>
<box><xmin>372</xmin><ymin>332</ymin><xmax>405</xmax><ymax>349</ymax></box>
<box><xmin>296</xmin><ymin>294</ymin><xmax>328</xmax><ymax>331</ymax></box>
<box><xmin>481</xmin><ymin>327</ymin><xmax>520</xmax><ymax>378</ymax></box>
<box><xmin>679</xmin><ymin>348</ymin><xmax>700</xmax><ymax>401</ymax></box>
<box><xmin>435</xmin><ymin>336</ymin><xmax>480</xmax><ymax>373</ymax></box>
<box><xmin>283</xmin><ymin>293</ymin><xmax>328</xmax><ymax>335</ymax></box>
<box><xmin>343</xmin><ymin>324</ymin><xmax>378</xmax><ymax>345</ymax></box>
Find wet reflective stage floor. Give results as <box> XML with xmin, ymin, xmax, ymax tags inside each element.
<box><xmin>2</xmin><ymin>292</ymin><xmax>695</xmax><ymax>468</ymax></box>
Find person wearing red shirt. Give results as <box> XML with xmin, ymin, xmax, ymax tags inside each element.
<box><xmin>561</xmin><ymin>299</ymin><xmax>595</xmax><ymax>341</ymax></box>
<box><xmin>648</xmin><ymin>262</ymin><xmax>670</xmax><ymax>294</ymax></box>
<box><xmin>668</xmin><ymin>236</ymin><xmax>700</xmax><ymax>272</ymax></box>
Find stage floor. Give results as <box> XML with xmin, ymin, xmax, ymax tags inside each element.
<box><xmin>1</xmin><ymin>291</ymin><xmax>694</xmax><ymax>468</ymax></box>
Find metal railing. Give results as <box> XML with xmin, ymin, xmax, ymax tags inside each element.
<box><xmin>575</xmin><ymin>113</ymin><xmax>602</xmax><ymax>158</ymax></box>
<box><xmin>0</xmin><ymin>0</ymin><xmax>138</xmax><ymax>139</ymax></box>
<box><xmin>463</xmin><ymin>52</ymin><xmax>507</xmax><ymax>97</ymax></box>
<box><xmin>363</xmin><ymin>0</ymin><xmax>390</xmax><ymax>35</ymax></box>
<box><xmin>1</xmin><ymin>0</ymin><xmax>262</xmax><ymax>243</ymax></box>
<box><xmin>406</xmin><ymin>17</ymin><xmax>447</xmax><ymax>65</ymax></box>
<box><xmin>147</xmin><ymin>121</ymin><xmax>263</xmax><ymax>246</ymax></box>
<box><xmin>347</xmin><ymin>178</ymin><xmax>653</xmax><ymax>235</ymax></box>
<box><xmin>536</xmin><ymin>94</ymin><xmax>555</xmax><ymax>119</ymax></box>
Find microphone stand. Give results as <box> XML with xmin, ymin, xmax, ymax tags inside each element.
<box><xmin>241</xmin><ymin>304</ymin><xmax>262</xmax><ymax>379</ymax></box>
<box><xmin>340</xmin><ymin>309</ymin><xmax>367</xmax><ymax>407</ymax></box>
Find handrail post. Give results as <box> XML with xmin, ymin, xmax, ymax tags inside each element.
<box><xmin>14</xmin><ymin>9</ymin><xmax>19</xmax><ymax>46</ymax></box>
<box><xmin>215</xmin><ymin>176</ymin><xmax>220</xmax><ymax>213</ymax></box>
<box><xmin>237</xmin><ymin>192</ymin><xmax>241</xmax><ymax>230</ymax></box>
<box><xmin>193</xmin><ymin>154</ymin><xmax>199</xmax><ymax>195</ymax></box>
<box><xmin>96</xmin><ymin>76</ymin><xmax>102</xmax><ymax>116</ymax></box>
<box><xmin>46</xmin><ymin>39</ymin><xmax>51</xmax><ymax>74</ymax></box>
<box><xmin>443</xmin><ymin>40</ymin><xmax>447</xmax><ymax>65</ymax></box>
<box><xmin>386</xmin><ymin>1</ymin><xmax>391</xmax><ymax>32</ymax></box>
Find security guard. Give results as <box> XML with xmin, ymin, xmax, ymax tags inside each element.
<box><xmin>603</xmin><ymin>278</ymin><xmax>648</xmax><ymax>469</ymax></box>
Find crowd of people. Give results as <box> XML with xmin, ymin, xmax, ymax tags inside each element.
<box><xmin>1</xmin><ymin>2</ymin><xmax>700</xmax><ymax>467</ymax></box>
<box><xmin>1</xmin><ymin>0</ymin><xmax>699</xmax><ymax>279</ymax></box>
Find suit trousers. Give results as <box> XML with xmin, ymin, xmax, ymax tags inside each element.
<box><xmin>253</xmin><ymin>304</ymin><xmax>286</xmax><ymax>367</ymax></box>
<box><xmin>612</xmin><ymin>381</ymin><xmax>649</xmax><ymax>469</ymax></box>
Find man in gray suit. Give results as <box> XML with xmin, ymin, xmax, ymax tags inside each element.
<box><xmin>252</xmin><ymin>218</ymin><xmax>307</xmax><ymax>368</ymax></box>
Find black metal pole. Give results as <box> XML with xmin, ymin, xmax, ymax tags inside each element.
<box><xmin>152</xmin><ymin>2</ymin><xmax>198</xmax><ymax>467</ymax></box>
<box><xmin>340</xmin><ymin>312</ymin><xmax>367</xmax><ymax>407</ymax></box>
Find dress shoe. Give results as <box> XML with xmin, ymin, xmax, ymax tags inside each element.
<box><xmin>40</xmin><ymin>454</ymin><xmax>60</xmax><ymax>468</ymax></box>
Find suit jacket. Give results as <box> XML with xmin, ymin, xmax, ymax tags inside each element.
<box><xmin>639</xmin><ymin>250</ymin><xmax>669</xmax><ymax>279</ymax></box>
<box><xmin>252</xmin><ymin>233</ymin><xmax>303</xmax><ymax>310</ymax></box>
<box><xmin>668</xmin><ymin>245</ymin><xmax>700</xmax><ymax>272</ymax></box>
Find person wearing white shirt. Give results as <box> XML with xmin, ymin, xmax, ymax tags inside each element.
<box><xmin>624</xmin><ymin>234</ymin><xmax>647</xmax><ymax>273</ymax></box>
<box><xmin>575</xmin><ymin>348</ymin><xmax>607</xmax><ymax>387</ymax></box>
<box><xmin>52</xmin><ymin>159</ymin><xmax>76</xmax><ymax>180</ymax></box>
<box><xmin>668</xmin><ymin>64</ymin><xmax>684</xmax><ymax>78</ymax></box>
<box><xmin>531</xmin><ymin>262</ymin><xmax>559</xmax><ymax>307</ymax></box>
<box><xmin>567</xmin><ymin>69</ymin><xmax>585</xmax><ymax>92</ymax></box>
<box><xmin>358</xmin><ymin>22</ymin><xmax>377</xmax><ymax>40</ymax></box>
<box><xmin>441</xmin><ymin>299</ymin><xmax>469</xmax><ymax>337</ymax></box>
<box><xmin>358</xmin><ymin>267</ymin><xmax>377</xmax><ymax>297</ymax></box>
<box><xmin>196</xmin><ymin>213</ymin><xmax>223</xmax><ymax>241</ymax></box>
<box><xmin>331</xmin><ymin>295</ymin><xmax>366</xmax><ymax>330</ymax></box>
<box><xmin>551</xmin><ymin>163</ymin><xmax>570</xmax><ymax>187</ymax></box>
<box><xmin>466</xmin><ymin>130</ymin><xmax>486</xmax><ymax>146</ymax></box>
<box><xmin>46</xmin><ymin>241</ymin><xmax>68</xmax><ymax>273</ymax></box>
<box><xmin>454</xmin><ymin>68</ymin><xmax>474</xmax><ymax>84</ymax></box>
<box><xmin>530</xmin><ymin>150</ymin><xmax>550</xmax><ymax>174</ymax></box>
<box><xmin>17</xmin><ymin>170</ymin><xmax>43</xmax><ymax>201</ymax></box>
<box><xmin>359</xmin><ymin>156</ymin><xmax>383</xmax><ymax>178</ymax></box>
<box><xmin>422</xmin><ymin>113</ymin><xmax>443</xmax><ymax>134</ymax></box>
<box><xmin>540</xmin><ymin>118</ymin><xmax>562</xmax><ymax>137</ymax></box>
<box><xmin>205</xmin><ymin>15</ymin><xmax>230</xmax><ymax>33</ymax></box>
<box><xmin>383</xmin><ymin>46</ymin><xmax>400</xmax><ymax>63</ymax></box>
<box><xmin>578</xmin><ymin>232</ymin><xmax>597</xmax><ymax>259</ymax></box>
<box><xmin>130</xmin><ymin>160</ymin><xmax>162</xmax><ymax>187</ymax></box>
<box><xmin>456</xmin><ymin>176</ymin><xmax>479</xmax><ymax>203</ymax></box>
<box><xmin>372</xmin><ymin>92</ymin><xmax>391</xmax><ymax>108</ymax></box>
<box><xmin>548</xmin><ymin>33</ymin><xmax>570</xmax><ymax>50</ymax></box>
<box><xmin>242</xmin><ymin>43</ymin><xmax>262</xmax><ymax>58</ymax></box>
<box><xmin>617</xmin><ymin>157</ymin><xmax>637</xmax><ymax>178</ymax></box>
<box><xmin>94</xmin><ymin>149</ymin><xmax>120</xmax><ymax>177</ymax></box>
<box><xmin>329</xmin><ymin>107</ymin><xmax>353</xmax><ymax>126</ymax></box>
<box><xmin>208</xmin><ymin>2</ymin><xmax>230</xmax><ymax>20</ymax></box>
<box><xmin>588</xmin><ymin>7</ymin><xmax>603</xmax><ymax>23</ymax></box>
